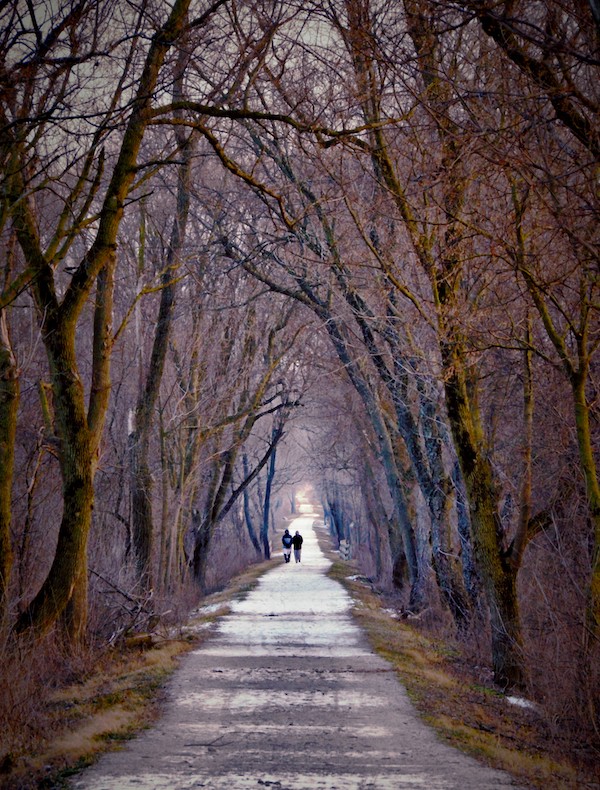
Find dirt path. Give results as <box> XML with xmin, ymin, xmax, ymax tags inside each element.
<box><xmin>72</xmin><ymin>514</ymin><xmax>521</xmax><ymax>790</ymax></box>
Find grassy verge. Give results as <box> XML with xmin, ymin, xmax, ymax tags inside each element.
<box><xmin>319</xmin><ymin>530</ymin><xmax>597</xmax><ymax>790</ymax></box>
<box><xmin>3</xmin><ymin>556</ymin><xmax>279</xmax><ymax>790</ymax></box>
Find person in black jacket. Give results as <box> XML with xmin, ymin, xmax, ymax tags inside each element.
<box><xmin>281</xmin><ymin>529</ymin><xmax>293</xmax><ymax>563</ymax></box>
<box><xmin>292</xmin><ymin>530</ymin><xmax>303</xmax><ymax>563</ymax></box>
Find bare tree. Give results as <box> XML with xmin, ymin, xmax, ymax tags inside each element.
<box><xmin>3</xmin><ymin>0</ymin><xmax>193</xmax><ymax>639</ymax></box>
<box><xmin>454</xmin><ymin>0</ymin><xmax>599</xmax><ymax>159</ymax></box>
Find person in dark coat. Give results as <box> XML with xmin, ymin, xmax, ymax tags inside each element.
<box><xmin>281</xmin><ymin>529</ymin><xmax>293</xmax><ymax>563</ymax></box>
<box><xmin>292</xmin><ymin>530</ymin><xmax>303</xmax><ymax>563</ymax></box>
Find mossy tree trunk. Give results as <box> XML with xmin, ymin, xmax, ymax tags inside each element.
<box><xmin>438</xmin><ymin>329</ymin><xmax>526</xmax><ymax>687</ymax></box>
<box><xmin>14</xmin><ymin>310</ymin><xmax>96</xmax><ymax>639</ymax></box>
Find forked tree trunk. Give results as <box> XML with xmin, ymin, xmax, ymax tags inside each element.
<box><xmin>15</xmin><ymin>319</ymin><xmax>95</xmax><ymax>638</ymax></box>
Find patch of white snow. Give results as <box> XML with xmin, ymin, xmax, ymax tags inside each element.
<box><xmin>506</xmin><ymin>695</ymin><xmax>537</xmax><ymax>711</ymax></box>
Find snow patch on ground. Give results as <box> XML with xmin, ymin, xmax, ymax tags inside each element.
<box><xmin>346</xmin><ymin>575</ymin><xmax>371</xmax><ymax>584</ymax></box>
<box><xmin>506</xmin><ymin>695</ymin><xmax>537</xmax><ymax>711</ymax></box>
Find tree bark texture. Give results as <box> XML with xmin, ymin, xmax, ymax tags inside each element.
<box><xmin>14</xmin><ymin>317</ymin><xmax>95</xmax><ymax>638</ymax></box>
<box><xmin>440</xmin><ymin>336</ymin><xmax>525</xmax><ymax>689</ymax></box>
<box><xmin>0</xmin><ymin>310</ymin><xmax>18</xmax><ymax>621</ymax></box>
<box><xmin>242</xmin><ymin>454</ymin><xmax>262</xmax><ymax>554</ymax></box>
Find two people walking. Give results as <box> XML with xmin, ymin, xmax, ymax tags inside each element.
<box><xmin>281</xmin><ymin>528</ymin><xmax>303</xmax><ymax>563</ymax></box>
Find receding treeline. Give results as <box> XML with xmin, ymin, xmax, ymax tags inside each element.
<box><xmin>0</xmin><ymin>0</ymin><xmax>598</xmax><ymax>755</ymax></box>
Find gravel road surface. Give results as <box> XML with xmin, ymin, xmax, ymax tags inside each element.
<box><xmin>71</xmin><ymin>512</ymin><xmax>521</xmax><ymax>790</ymax></box>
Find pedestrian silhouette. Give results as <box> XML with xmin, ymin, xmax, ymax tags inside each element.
<box><xmin>281</xmin><ymin>529</ymin><xmax>293</xmax><ymax>563</ymax></box>
<box><xmin>292</xmin><ymin>530</ymin><xmax>303</xmax><ymax>563</ymax></box>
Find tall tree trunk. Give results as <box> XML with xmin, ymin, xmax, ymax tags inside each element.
<box><xmin>0</xmin><ymin>310</ymin><xmax>18</xmax><ymax>622</ymax></box>
<box><xmin>261</xmin><ymin>427</ymin><xmax>278</xmax><ymax>559</ymax></box>
<box><xmin>439</xmin><ymin>329</ymin><xmax>526</xmax><ymax>688</ymax></box>
<box><xmin>434</xmin><ymin>157</ymin><xmax>526</xmax><ymax>686</ymax></box>
<box><xmin>571</xmin><ymin>371</ymin><xmax>600</xmax><ymax>644</ymax></box>
<box><xmin>129</xmin><ymin>49</ymin><xmax>195</xmax><ymax>590</ymax></box>
<box><xmin>242</xmin><ymin>454</ymin><xmax>262</xmax><ymax>554</ymax></box>
<box><xmin>15</xmin><ymin>318</ymin><xmax>95</xmax><ymax>637</ymax></box>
